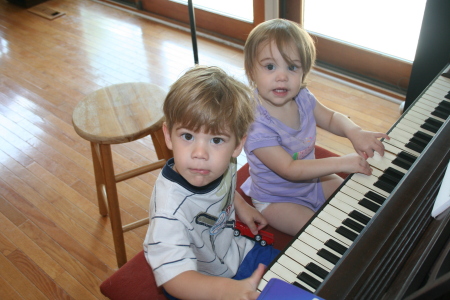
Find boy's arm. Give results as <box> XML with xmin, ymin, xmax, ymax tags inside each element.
<box><xmin>234</xmin><ymin>192</ymin><xmax>267</xmax><ymax>235</ymax></box>
<box><xmin>163</xmin><ymin>264</ymin><xmax>266</xmax><ymax>300</ymax></box>
<box><xmin>313</xmin><ymin>100</ymin><xmax>389</xmax><ymax>158</ymax></box>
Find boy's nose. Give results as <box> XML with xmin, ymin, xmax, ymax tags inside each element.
<box><xmin>192</xmin><ymin>143</ymin><xmax>209</xmax><ymax>160</ymax></box>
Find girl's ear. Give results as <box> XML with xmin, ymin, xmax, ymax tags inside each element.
<box><xmin>232</xmin><ymin>135</ymin><xmax>247</xmax><ymax>158</ymax></box>
<box><xmin>162</xmin><ymin>122</ymin><xmax>173</xmax><ymax>150</ymax></box>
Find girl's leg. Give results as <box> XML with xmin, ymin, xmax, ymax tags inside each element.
<box><xmin>320</xmin><ymin>174</ymin><xmax>343</xmax><ymax>199</ymax></box>
<box><xmin>262</xmin><ymin>202</ymin><xmax>314</xmax><ymax>236</ymax></box>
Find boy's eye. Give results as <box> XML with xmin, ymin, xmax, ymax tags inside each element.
<box><xmin>181</xmin><ymin>133</ymin><xmax>194</xmax><ymax>141</ymax></box>
<box><xmin>266</xmin><ymin>64</ymin><xmax>275</xmax><ymax>71</ymax></box>
<box><xmin>288</xmin><ymin>65</ymin><xmax>298</xmax><ymax>71</ymax></box>
<box><xmin>211</xmin><ymin>137</ymin><xmax>224</xmax><ymax>145</ymax></box>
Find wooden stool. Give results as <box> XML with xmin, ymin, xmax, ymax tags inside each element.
<box><xmin>72</xmin><ymin>82</ymin><xmax>173</xmax><ymax>267</ymax></box>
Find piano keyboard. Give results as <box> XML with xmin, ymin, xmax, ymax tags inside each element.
<box><xmin>258</xmin><ymin>63</ymin><xmax>450</xmax><ymax>293</ymax></box>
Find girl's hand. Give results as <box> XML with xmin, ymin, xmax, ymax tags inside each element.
<box><xmin>339</xmin><ymin>153</ymin><xmax>372</xmax><ymax>175</ymax></box>
<box><xmin>347</xmin><ymin>129</ymin><xmax>389</xmax><ymax>158</ymax></box>
<box><xmin>235</xmin><ymin>192</ymin><xmax>268</xmax><ymax>235</ymax></box>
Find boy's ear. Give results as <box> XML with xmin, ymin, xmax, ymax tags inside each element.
<box><xmin>232</xmin><ymin>135</ymin><xmax>247</xmax><ymax>158</ymax></box>
<box><xmin>162</xmin><ymin>122</ymin><xmax>173</xmax><ymax>150</ymax></box>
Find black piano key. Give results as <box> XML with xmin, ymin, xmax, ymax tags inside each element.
<box><xmin>336</xmin><ymin>226</ymin><xmax>358</xmax><ymax>241</ymax></box>
<box><xmin>414</xmin><ymin>131</ymin><xmax>433</xmax><ymax>143</ymax></box>
<box><xmin>405</xmin><ymin>140</ymin><xmax>424</xmax><ymax>153</ymax></box>
<box><xmin>438</xmin><ymin>100</ymin><xmax>450</xmax><ymax>110</ymax></box>
<box><xmin>343</xmin><ymin>218</ymin><xmax>364</xmax><ymax>233</ymax></box>
<box><xmin>378</xmin><ymin>169</ymin><xmax>404</xmax><ymax>187</ymax></box>
<box><xmin>437</xmin><ymin>102</ymin><xmax>450</xmax><ymax>114</ymax></box>
<box><xmin>374</xmin><ymin>179</ymin><xmax>396</xmax><ymax>193</ymax></box>
<box><xmin>349</xmin><ymin>210</ymin><xmax>370</xmax><ymax>225</ymax></box>
<box><xmin>317</xmin><ymin>248</ymin><xmax>340</xmax><ymax>265</ymax></box>
<box><xmin>365</xmin><ymin>191</ymin><xmax>386</xmax><ymax>205</ymax></box>
<box><xmin>398</xmin><ymin>151</ymin><xmax>417</xmax><ymax>164</ymax></box>
<box><xmin>409</xmin><ymin>136</ymin><xmax>428</xmax><ymax>148</ymax></box>
<box><xmin>359</xmin><ymin>198</ymin><xmax>381</xmax><ymax>212</ymax></box>
<box><xmin>445</xmin><ymin>92</ymin><xmax>450</xmax><ymax>100</ymax></box>
<box><xmin>293</xmin><ymin>280</ymin><xmax>311</xmax><ymax>291</ymax></box>
<box><xmin>421</xmin><ymin>120</ymin><xmax>440</xmax><ymax>133</ymax></box>
<box><xmin>392</xmin><ymin>156</ymin><xmax>413</xmax><ymax>170</ymax></box>
<box><xmin>425</xmin><ymin>117</ymin><xmax>443</xmax><ymax>129</ymax></box>
<box><xmin>306</xmin><ymin>262</ymin><xmax>329</xmax><ymax>279</ymax></box>
<box><xmin>431</xmin><ymin>108</ymin><xmax>449</xmax><ymax>120</ymax></box>
<box><xmin>297</xmin><ymin>272</ymin><xmax>321</xmax><ymax>290</ymax></box>
<box><xmin>325</xmin><ymin>239</ymin><xmax>348</xmax><ymax>255</ymax></box>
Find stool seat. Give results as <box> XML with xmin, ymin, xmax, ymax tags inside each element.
<box><xmin>73</xmin><ymin>82</ymin><xmax>166</xmax><ymax>144</ymax></box>
<box><xmin>73</xmin><ymin>82</ymin><xmax>172</xmax><ymax>267</ymax></box>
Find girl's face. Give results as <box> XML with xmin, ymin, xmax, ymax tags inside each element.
<box><xmin>252</xmin><ymin>40</ymin><xmax>303</xmax><ymax>109</ymax></box>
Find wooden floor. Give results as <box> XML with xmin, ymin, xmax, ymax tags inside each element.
<box><xmin>0</xmin><ymin>0</ymin><xmax>401</xmax><ymax>299</ymax></box>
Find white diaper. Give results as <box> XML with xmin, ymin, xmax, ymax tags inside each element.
<box><xmin>252</xmin><ymin>198</ymin><xmax>271</xmax><ymax>213</ymax></box>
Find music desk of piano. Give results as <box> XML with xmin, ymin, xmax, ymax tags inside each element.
<box><xmin>259</xmin><ymin>64</ymin><xmax>450</xmax><ymax>300</ymax></box>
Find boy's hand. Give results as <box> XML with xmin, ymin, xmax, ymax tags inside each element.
<box><xmin>347</xmin><ymin>129</ymin><xmax>389</xmax><ymax>158</ymax></box>
<box><xmin>231</xmin><ymin>263</ymin><xmax>266</xmax><ymax>300</ymax></box>
<box><xmin>339</xmin><ymin>153</ymin><xmax>372</xmax><ymax>175</ymax></box>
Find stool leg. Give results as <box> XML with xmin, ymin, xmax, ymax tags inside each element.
<box><xmin>99</xmin><ymin>144</ymin><xmax>127</xmax><ymax>267</ymax></box>
<box><xmin>91</xmin><ymin>142</ymin><xmax>108</xmax><ymax>216</ymax></box>
<box><xmin>151</xmin><ymin>127</ymin><xmax>173</xmax><ymax>161</ymax></box>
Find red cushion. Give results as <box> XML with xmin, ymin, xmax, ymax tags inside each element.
<box><xmin>100</xmin><ymin>145</ymin><xmax>345</xmax><ymax>299</ymax></box>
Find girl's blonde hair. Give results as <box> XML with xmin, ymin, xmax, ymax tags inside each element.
<box><xmin>163</xmin><ymin>65</ymin><xmax>255</xmax><ymax>143</ymax></box>
<box><xmin>244</xmin><ymin>19</ymin><xmax>316</xmax><ymax>89</ymax></box>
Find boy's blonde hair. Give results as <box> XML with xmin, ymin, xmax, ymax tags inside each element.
<box><xmin>163</xmin><ymin>65</ymin><xmax>255</xmax><ymax>143</ymax></box>
<box><xmin>244</xmin><ymin>19</ymin><xmax>316</xmax><ymax>89</ymax></box>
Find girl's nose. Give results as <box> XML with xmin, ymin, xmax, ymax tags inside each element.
<box><xmin>275</xmin><ymin>69</ymin><xmax>288</xmax><ymax>81</ymax></box>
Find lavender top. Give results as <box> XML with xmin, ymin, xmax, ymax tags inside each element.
<box><xmin>242</xmin><ymin>88</ymin><xmax>326</xmax><ymax>211</ymax></box>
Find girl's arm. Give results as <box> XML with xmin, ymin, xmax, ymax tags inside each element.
<box><xmin>234</xmin><ymin>191</ymin><xmax>268</xmax><ymax>235</ymax></box>
<box><xmin>253</xmin><ymin>145</ymin><xmax>371</xmax><ymax>182</ymax></box>
<box><xmin>163</xmin><ymin>264</ymin><xmax>266</xmax><ymax>300</ymax></box>
<box><xmin>313</xmin><ymin>100</ymin><xmax>389</xmax><ymax>158</ymax></box>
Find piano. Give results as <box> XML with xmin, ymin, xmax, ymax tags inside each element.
<box><xmin>258</xmin><ymin>63</ymin><xmax>450</xmax><ymax>300</ymax></box>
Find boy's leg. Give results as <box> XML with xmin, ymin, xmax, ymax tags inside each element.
<box><xmin>233</xmin><ymin>243</ymin><xmax>280</xmax><ymax>280</ymax></box>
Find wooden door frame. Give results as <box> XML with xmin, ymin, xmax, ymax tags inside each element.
<box><xmin>140</xmin><ymin>0</ymin><xmax>265</xmax><ymax>44</ymax></box>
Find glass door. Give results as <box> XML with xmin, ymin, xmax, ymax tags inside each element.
<box><xmin>299</xmin><ymin>0</ymin><xmax>427</xmax><ymax>96</ymax></box>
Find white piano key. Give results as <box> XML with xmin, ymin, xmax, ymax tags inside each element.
<box><xmin>384</xmin><ymin>137</ymin><xmax>421</xmax><ymax>157</ymax></box>
<box><xmin>333</xmin><ymin>191</ymin><xmax>377</xmax><ymax>217</ymax></box>
<box><xmin>291</xmin><ymin>239</ymin><xmax>335</xmax><ymax>270</ymax></box>
<box><xmin>299</xmin><ymin>231</ymin><xmax>343</xmax><ymax>258</ymax></box>
<box><xmin>310</xmin><ymin>218</ymin><xmax>353</xmax><ymax>246</ymax></box>
<box><xmin>409</xmin><ymin>104</ymin><xmax>445</xmax><ymax>122</ymax></box>
<box><xmin>305</xmin><ymin>223</ymin><xmax>351</xmax><ymax>247</ymax></box>
<box><xmin>350</xmin><ymin>174</ymin><xmax>393</xmax><ymax>197</ymax></box>
<box><xmin>278</xmin><ymin>254</ymin><xmax>324</xmax><ymax>284</ymax></box>
<box><xmin>344</xmin><ymin>179</ymin><xmax>389</xmax><ymax>199</ymax></box>
<box><xmin>402</xmin><ymin>110</ymin><xmax>443</xmax><ymax>128</ymax></box>
<box><xmin>270</xmin><ymin>262</ymin><xmax>316</xmax><ymax>292</ymax></box>
<box><xmin>367</xmin><ymin>151</ymin><xmax>407</xmax><ymax>173</ymax></box>
<box><xmin>318</xmin><ymin>210</ymin><xmax>359</xmax><ymax>238</ymax></box>
<box><xmin>329</xmin><ymin>195</ymin><xmax>373</xmax><ymax>219</ymax></box>
<box><xmin>285</xmin><ymin>244</ymin><xmax>325</xmax><ymax>269</ymax></box>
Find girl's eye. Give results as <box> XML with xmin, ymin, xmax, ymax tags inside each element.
<box><xmin>288</xmin><ymin>65</ymin><xmax>298</xmax><ymax>71</ymax></box>
<box><xmin>266</xmin><ymin>64</ymin><xmax>275</xmax><ymax>71</ymax></box>
<box><xmin>181</xmin><ymin>133</ymin><xmax>193</xmax><ymax>141</ymax></box>
<box><xmin>211</xmin><ymin>137</ymin><xmax>224</xmax><ymax>145</ymax></box>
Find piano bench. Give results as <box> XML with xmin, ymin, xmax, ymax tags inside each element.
<box><xmin>100</xmin><ymin>145</ymin><xmax>346</xmax><ymax>300</ymax></box>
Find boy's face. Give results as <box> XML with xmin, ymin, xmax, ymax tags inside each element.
<box><xmin>252</xmin><ymin>40</ymin><xmax>303</xmax><ymax>108</ymax></box>
<box><xmin>163</xmin><ymin>123</ymin><xmax>245</xmax><ymax>187</ymax></box>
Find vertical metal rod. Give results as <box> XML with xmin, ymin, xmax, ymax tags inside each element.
<box><xmin>188</xmin><ymin>0</ymin><xmax>199</xmax><ymax>64</ymax></box>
